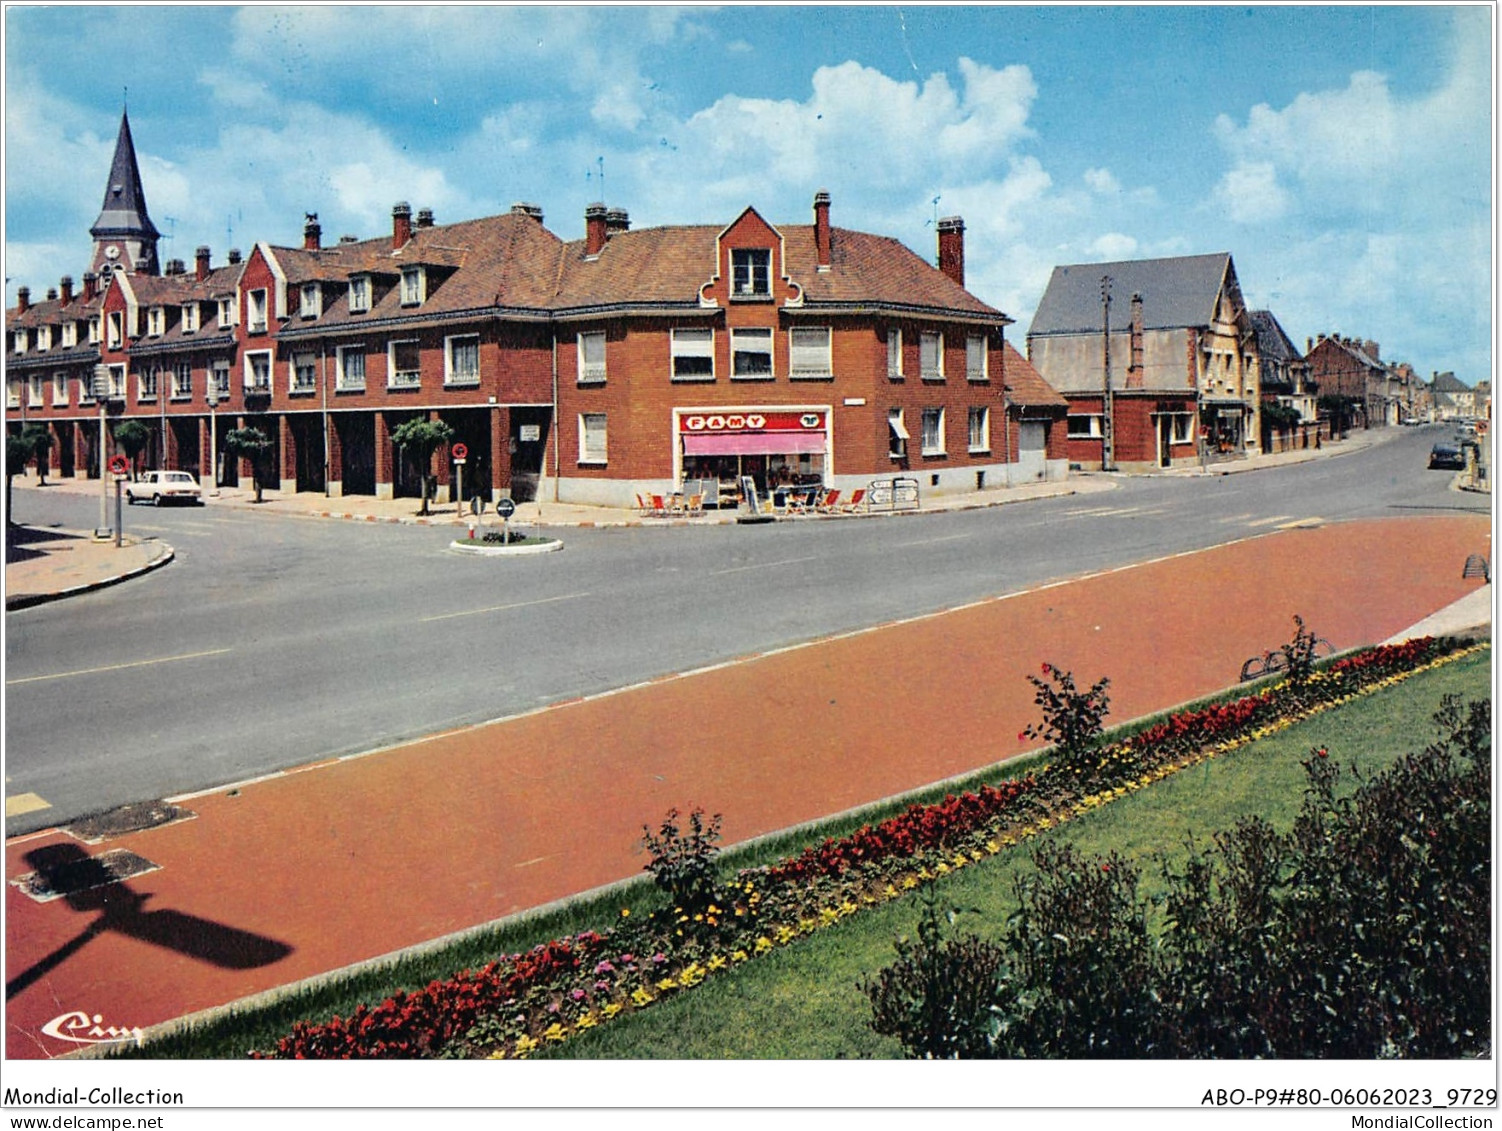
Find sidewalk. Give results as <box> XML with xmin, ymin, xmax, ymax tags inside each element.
<box><xmin>4</xmin><ymin>523</ymin><xmax>173</xmax><ymax>610</ymax></box>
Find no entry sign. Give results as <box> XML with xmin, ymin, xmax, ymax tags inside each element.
<box><xmin>108</xmin><ymin>454</ymin><xmax>129</xmax><ymax>475</ymax></box>
<box><xmin>451</xmin><ymin>443</ymin><xmax>468</xmax><ymax>461</ymax></box>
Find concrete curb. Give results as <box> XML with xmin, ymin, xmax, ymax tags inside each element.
<box><xmin>5</xmin><ymin>542</ymin><xmax>175</xmax><ymax>610</ymax></box>
<box><xmin>448</xmin><ymin>538</ymin><xmax>564</xmax><ymax>556</ymax></box>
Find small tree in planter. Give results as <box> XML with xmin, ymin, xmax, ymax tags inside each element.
<box><xmin>20</xmin><ymin>423</ymin><xmax>53</xmax><ymax>486</ymax></box>
<box><xmin>112</xmin><ymin>419</ymin><xmax>151</xmax><ymax>481</ymax></box>
<box><xmin>389</xmin><ymin>417</ymin><xmax>455</xmax><ymax>516</ymax></box>
<box><xmin>6</xmin><ymin>430</ymin><xmax>36</xmax><ymax>523</ymax></box>
<box><xmin>224</xmin><ymin>426</ymin><xmax>274</xmax><ymax>503</ymax></box>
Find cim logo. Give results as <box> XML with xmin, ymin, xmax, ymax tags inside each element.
<box><xmin>41</xmin><ymin>1010</ymin><xmax>144</xmax><ymax>1045</ymax></box>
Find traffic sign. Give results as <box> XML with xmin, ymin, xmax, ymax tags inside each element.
<box><xmin>451</xmin><ymin>442</ymin><xmax>468</xmax><ymax>461</ymax></box>
<box><xmin>108</xmin><ymin>454</ymin><xmax>129</xmax><ymax>476</ymax></box>
<box><xmin>496</xmin><ymin>497</ymin><xmax>516</xmax><ymax>519</ymax></box>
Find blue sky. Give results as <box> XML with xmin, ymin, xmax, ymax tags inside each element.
<box><xmin>4</xmin><ymin>5</ymin><xmax>1493</xmax><ymax>381</ymax></box>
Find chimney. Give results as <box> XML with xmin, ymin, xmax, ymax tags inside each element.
<box><xmin>228</xmin><ymin>248</ymin><xmax>243</xmax><ymax>265</ymax></box>
<box><xmin>584</xmin><ymin>202</ymin><xmax>608</xmax><ymax>257</ymax></box>
<box><xmin>1127</xmin><ymin>292</ymin><xmax>1144</xmax><ymax>388</ymax></box>
<box><xmin>82</xmin><ymin>273</ymin><xmax>98</xmax><ymax>302</ymax></box>
<box><xmin>165</xmin><ymin>258</ymin><xmax>186</xmax><ymax>276</ymax></box>
<box><xmin>339</xmin><ymin>234</ymin><xmax>359</xmax><ymax>245</ymax></box>
<box><xmin>416</xmin><ymin>207</ymin><xmax>435</xmax><ymax>229</ymax></box>
<box><xmin>196</xmin><ymin>246</ymin><xmax>212</xmax><ymax>281</ymax></box>
<box><xmin>304</xmin><ymin>213</ymin><xmax>322</xmax><ymax>250</ymax></box>
<box><xmin>936</xmin><ymin>216</ymin><xmax>965</xmax><ymax>288</ymax></box>
<box><xmin>605</xmin><ymin>208</ymin><xmax>630</xmax><ymax>238</ymax></box>
<box><xmin>511</xmin><ymin>202</ymin><xmax>545</xmax><ymax>223</ymax></box>
<box><xmin>1364</xmin><ymin>340</ymin><xmax>1379</xmax><ymax>360</ymax></box>
<box><xmin>813</xmin><ymin>189</ymin><xmax>832</xmax><ymax>270</ymax></box>
<box><xmin>1307</xmin><ymin>337</ymin><xmax>1313</xmax><ymax>354</ymax></box>
<box><xmin>60</xmin><ymin>276</ymin><xmax>74</xmax><ymax>305</ymax></box>
<box><xmin>392</xmin><ymin>201</ymin><xmax>413</xmax><ymax>250</ymax></box>
<box><xmin>16</xmin><ymin>286</ymin><xmax>30</xmax><ymax>313</ymax></box>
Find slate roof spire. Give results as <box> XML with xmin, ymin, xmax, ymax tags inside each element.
<box><xmin>89</xmin><ymin>108</ymin><xmax>160</xmax><ymax>273</ymax></box>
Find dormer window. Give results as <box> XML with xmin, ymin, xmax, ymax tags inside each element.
<box><xmin>61</xmin><ymin>322</ymin><xmax>77</xmax><ymax>348</ymax></box>
<box><xmin>349</xmin><ymin>275</ymin><xmax>371</xmax><ymax>313</ymax></box>
<box><xmin>88</xmin><ymin>316</ymin><xmax>101</xmax><ymax>344</ymax></box>
<box><xmin>37</xmin><ymin>326</ymin><xmax>51</xmax><ymax>351</ymax></box>
<box><xmin>217</xmin><ymin>297</ymin><xmax>235</xmax><ymax>328</ymax></box>
<box><xmin>731</xmin><ymin>248</ymin><xmax>770</xmax><ymax>297</ymax></box>
<box><xmin>301</xmin><ymin>282</ymin><xmax>322</xmax><ymax>319</ymax></box>
<box><xmin>147</xmin><ymin>306</ymin><xmax>165</xmax><ymax>336</ymax></box>
<box><xmin>182</xmin><ymin>303</ymin><xmax>199</xmax><ymax>334</ymax></box>
<box><xmin>12</xmin><ymin>329</ymin><xmax>26</xmax><ymax>353</ymax></box>
<box><xmin>400</xmin><ymin>266</ymin><xmax>425</xmax><ymax>306</ymax></box>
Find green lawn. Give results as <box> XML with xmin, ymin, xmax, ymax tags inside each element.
<box><xmin>547</xmin><ymin>645</ymin><xmax>1491</xmax><ymax>1059</ymax></box>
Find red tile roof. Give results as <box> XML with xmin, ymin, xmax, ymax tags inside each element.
<box><xmin>1000</xmin><ymin>341</ymin><xmax>1067</xmax><ymax>407</ymax></box>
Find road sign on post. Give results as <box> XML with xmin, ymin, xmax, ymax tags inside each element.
<box><xmin>496</xmin><ymin>496</ymin><xmax>516</xmax><ymax>544</ymax></box>
<box><xmin>451</xmin><ymin>442</ymin><xmax>468</xmax><ymax>461</ymax></box>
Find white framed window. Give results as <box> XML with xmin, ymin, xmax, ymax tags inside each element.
<box><xmin>182</xmin><ymin>303</ymin><xmax>199</xmax><ymax>334</ymax></box>
<box><xmin>291</xmin><ymin>353</ymin><xmax>317</xmax><ymax>394</ymax></box>
<box><xmin>887</xmin><ymin>328</ymin><xmax>903</xmax><ymax>378</ymax></box>
<box><xmin>671</xmin><ymin>327</ymin><xmax>714</xmax><ymax>381</ymax></box>
<box><xmin>217</xmin><ymin>297</ymin><xmax>235</xmax><ymax>328</ymax></box>
<box><xmin>244</xmin><ymin>351</ymin><xmax>271</xmax><ymax>392</ymax></box>
<box><xmin>446</xmin><ymin>334</ymin><xmax>481</xmax><ymax>386</ymax></box>
<box><xmin>1067</xmin><ymin>414</ymin><xmax>1103</xmax><ymax>439</ymax></box>
<box><xmin>107</xmin><ymin>364</ymin><xmax>127</xmax><ymax>398</ymax></box>
<box><xmin>172</xmin><ymin>361</ymin><xmax>193</xmax><ymax>400</ymax></box>
<box><xmin>337</xmin><ymin>345</ymin><xmax>366</xmax><ymax>391</ymax></box>
<box><xmin>61</xmin><ymin>322</ymin><xmax>77</xmax><ymax>348</ymax></box>
<box><xmin>300</xmin><ymin>283</ymin><xmax>322</xmax><ymax>319</ymax></box>
<box><xmin>577</xmin><ymin>331</ymin><xmax>606</xmax><ymax>384</ymax></box>
<box><xmin>921</xmin><ymin>406</ymin><xmax>946</xmax><ymax>455</ymax></box>
<box><xmin>920</xmin><ymin>331</ymin><xmax>943</xmax><ymax>380</ymax></box>
<box><xmin>6</xmin><ymin>379</ymin><xmax>20</xmax><ymax>407</ymax></box>
<box><xmin>348</xmin><ymin>275</ymin><xmax>371</xmax><ymax>313</ymax></box>
<box><xmin>210</xmin><ymin>359</ymin><xmax>231</xmax><ymax>399</ymax></box>
<box><xmin>147</xmin><ymin>306</ymin><xmax>165</xmax><ymax>336</ymax></box>
<box><xmin>968</xmin><ymin>405</ymin><xmax>990</xmax><ymax>452</ymax></box>
<box><xmin>1171</xmin><ymin>414</ymin><xmax>1195</xmax><ymax>445</ymax></box>
<box><xmin>579</xmin><ymin>412</ymin><xmax>608</xmax><ymax>464</ymax></box>
<box><xmin>388</xmin><ymin>339</ymin><xmax>421</xmax><ymax>387</ymax></box>
<box><xmin>888</xmin><ymin>408</ymin><xmax>909</xmax><ymax>459</ymax></box>
<box><xmin>137</xmin><ymin>367</ymin><xmax>158</xmax><ymax>401</ymax></box>
<box><xmin>28</xmin><ymin>374</ymin><xmax>44</xmax><ymax>406</ymax></box>
<box><xmin>36</xmin><ymin>326</ymin><xmax>51</xmax><ymax>351</ymax></box>
<box><xmin>730</xmin><ymin>248</ymin><xmax>771</xmax><ymax>297</ymax></box>
<box><xmin>731</xmin><ymin>327</ymin><xmax>773</xmax><ymax>379</ymax></box>
<box><xmin>52</xmin><ymin>371</ymin><xmax>68</xmax><ymax>406</ymax></box>
<box><xmin>88</xmin><ymin>316</ymin><xmax>102</xmax><ymax>344</ymax></box>
<box><xmin>12</xmin><ymin>329</ymin><xmax>27</xmax><ymax>354</ymax></box>
<box><xmin>789</xmin><ymin>326</ymin><xmax>832</xmax><ymax>378</ymax></box>
<box><xmin>246</xmin><ymin>289</ymin><xmax>268</xmax><ymax>333</ymax></box>
<box><xmin>966</xmin><ymin>334</ymin><xmax>988</xmax><ymax>382</ymax></box>
<box><xmin>400</xmin><ymin>267</ymin><xmax>425</xmax><ymax>306</ymax></box>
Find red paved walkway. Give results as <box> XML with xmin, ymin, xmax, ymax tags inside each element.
<box><xmin>4</xmin><ymin>515</ymin><xmax>1489</xmax><ymax>1058</ymax></box>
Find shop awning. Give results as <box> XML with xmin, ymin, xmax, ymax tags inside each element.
<box><xmin>683</xmin><ymin>431</ymin><xmax>827</xmax><ymax>456</ymax></box>
<box><xmin>889</xmin><ymin>417</ymin><xmax>911</xmax><ymax>440</ymax></box>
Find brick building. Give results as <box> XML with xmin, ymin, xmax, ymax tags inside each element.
<box><xmin>7</xmin><ymin>112</ymin><xmax>1069</xmax><ymax>506</ymax></box>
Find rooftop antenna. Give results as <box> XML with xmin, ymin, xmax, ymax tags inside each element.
<box><xmin>924</xmin><ymin>194</ymin><xmax>941</xmax><ymax>227</ymax></box>
<box><xmin>161</xmin><ymin>215</ymin><xmax>178</xmax><ymax>255</ymax></box>
<box><xmin>598</xmin><ymin>156</ymin><xmax>605</xmax><ymax>203</ymax></box>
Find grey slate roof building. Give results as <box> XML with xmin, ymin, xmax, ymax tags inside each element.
<box><xmin>1028</xmin><ymin>253</ymin><xmax>1237</xmax><ymax>338</ymax></box>
<box><xmin>88</xmin><ymin>110</ymin><xmax>161</xmax><ymax>278</ymax></box>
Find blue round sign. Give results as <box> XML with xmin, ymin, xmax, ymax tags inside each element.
<box><xmin>496</xmin><ymin>498</ymin><xmax>517</xmax><ymax>518</ymax></box>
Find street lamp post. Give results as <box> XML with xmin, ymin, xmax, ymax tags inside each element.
<box><xmin>92</xmin><ymin>365</ymin><xmax>110</xmax><ymax>536</ymax></box>
<box><xmin>207</xmin><ymin>384</ymin><xmax>220</xmax><ymax>495</ymax></box>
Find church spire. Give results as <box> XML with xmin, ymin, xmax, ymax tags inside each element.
<box><xmin>89</xmin><ymin>109</ymin><xmax>160</xmax><ymax>276</ymax></box>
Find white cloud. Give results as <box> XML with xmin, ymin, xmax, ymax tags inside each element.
<box><xmin>1213</xmin><ymin>161</ymin><xmax>1289</xmax><ymax>224</ymax></box>
<box><xmin>1088</xmin><ymin>233</ymin><xmax>1139</xmax><ymax>261</ymax></box>
<box><xmin>1083</xmin><ymin>168</ymin><xmax>1119</xmax><ymax>195</ymax></box>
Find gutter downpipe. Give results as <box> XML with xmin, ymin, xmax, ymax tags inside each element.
<box><xmin>321</xmin><ymin>342</ymin><xmax>330</xmax><ymax>497</ymax></box>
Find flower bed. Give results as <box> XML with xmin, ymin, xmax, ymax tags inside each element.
<box><xmin>254</xmin><ymin>635</ymin><xmax>1479</xmax><ymax>1059</ymax></box>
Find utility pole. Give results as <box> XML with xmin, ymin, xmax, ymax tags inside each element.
<box><xmin>1101</xmin><ymin>275</ymin><xmax>1115</xmax><ymax>471</ymax></box>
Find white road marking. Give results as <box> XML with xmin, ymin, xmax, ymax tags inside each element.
<box><xmin>710</xmin><ymin>556</ymin><xmax>819</xmax><ymax>575</ymax></box>
<box><xmin>7</xmin><ymin>648</ymin><xmax>233</xmax><ymax>686</ymax></box>
<box><xmin>419</xmin><ymin>592</ymin><xmax>592</xmax><ymax>622</ymax></box>
<box><xmin>1246</xmin><ymin>515</ymin><xmax>1295</xmax><ymax>527</ymax></box>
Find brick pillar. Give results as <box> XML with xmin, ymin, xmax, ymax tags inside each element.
<box><xmin>279</xmin><ymin>414</ymin><xmax>296</xmax><ymax>492</ymax></box>
<box><xmin>491</xmin><ymin>406</ymin><xmax>511</xmax><ymax>502</ymax></box>
<box><xmin>75</xmin><ymin>422</ymin><xmax>90</xmax><ymax>479</ymax></box>
<box><xmin>326</xmin><ymin>413</ymin><xmax>343</xmax><ymax>497</ymax></box>
<box><xmin>375</xmin><ymin>411</ymin><xmax>394</xmax><ymax>499</ymax></box>
<box><xmin>431</xmin><ymin>410</ymin><xmax>451</xmax><ymax>504</ymax></box>
<box><xmin>199</xmin><ymin>418</ymin><xmax>213</xmax><ymax>486</ymax></box>
<box><xmin>163</xmin><ymin>418</ymin><xmax>177</xmax><ymax>471</ymax></box>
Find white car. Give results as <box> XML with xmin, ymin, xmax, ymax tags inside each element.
<box><xmin>125</xmin><ymin>470</ymin><xmax>204</xmax><ymax>506</ymax></box>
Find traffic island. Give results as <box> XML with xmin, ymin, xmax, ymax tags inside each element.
<box><xmin>449</xmin><ymin>534</ymin><xmax>563</xmax><ymax>557</ymax></box>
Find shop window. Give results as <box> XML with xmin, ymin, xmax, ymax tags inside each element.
<box><xmin>1067</xmin><ymin>414</ymin><xmax>1103</xmax><ymax>439</ymax></box>
<box><xmin>337</xmin><ymin>346</ymin><xmax>366</xmax><ymax>391</ymax></box>
<box><xmin>389</xmin><ymin>339</ymin><xmax>421</xmax><ymax>388</ymax></box>
<box><xmin>577</xmin><ymin>331</ymin><xmax>606</xmax><ymax>384</ymax></box>
<box><xmin>888</xmin><ymin>408</ymin><xmax>909</xmax><ymax>458</ymax></box>
<box><xmin>966</xmin><ymin>335</ymin><xmax>988</xmax><ymax>382</ymax></box>
<box><xmin>921</xmin><ymin>407</ymin><xmax>946</xmax><ymax>455</ymax></box>
<box><xmin>968</xmin><ymin>406</ymin><xmax>990</xmax><ymax>452</ymax></box>
<box><xmin>580</xmin><ymin>413</ymin><xmax>608</xmax><ymax>464</ymax></box>
<box><xmin>301</xmin><ymin>283</ymin><xmax>322</xmax><ymax>319</ymax></box>
<box><xmin>731</xmin><ymin>328</ymin><xmax>773</xmax><ymax>379</ymax></box>
<box><xmin>52</xmin><ymin>372</ymin><xmax>68</xmax><ymax>406</ymax></box>
<box><xmin>292</xmin><ymin>353</ymin><xmax>317</xmax><ymax>394</ymax></box>
<box><xmin>731</xmin><ymin>249</ymin><xmax>771</xmax><ymax>297</ymax></box>
<box><xmin>671</xmin><ymin>328</ymin><xmax>714</xmax><ymax>381</ymax></box>
<box><xmin>789</xmin><ymin>326</ymin><xmax>832</xmax><ymax>378</ymax></box>
<box><xmin>887</xmin><ymin>328</ymin><xmax>903</xmax><ymax>378</ymax></box>
<box><xmin>920</xmin><ymin>331</ymin><xmax>943</xmax><ymax>380</ymax></box>
<box><xmin>447</xmin><ymin>334</ymin><xmax>481</xmax><ymax>386</ymax></box>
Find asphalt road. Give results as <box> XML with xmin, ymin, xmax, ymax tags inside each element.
<box><xmin>3</xmin><ymin>425</ymin><xmax>1485</xmax><ymax>835</ymax></box>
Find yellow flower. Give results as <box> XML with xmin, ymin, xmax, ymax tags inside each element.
<box><xmin>543</xmin><ymin>1023</ymin><xmax>568</xmax><ymax>1043</ymax></box>
<box><xmin>513</xmin><ymin>1034</ymin><xmax>539</xmax><ymax>1056</ymax></box>
<box><xmin>754</xmin><ymin>936</ymin><xmax>774</xmax><ymax>954</ymax></box>
<box><xmin>936</xmin><ymin>863</ymin><xmax>951</xmax><ymax>875</ymax></box>
<box><xmin>777</xmin><ymin>924</ymin><xmax>797</xmax><ymax>943</ymax></box>
<box><xmin>575</xmin><ymin>1013</ymin><xmax>599</xmax><ymax>1030</ymax></box>
<box><xmin>602</xmin><ymin>1002</ymin><xmax>624</xmax><ymax>1018</ymax></box>
<box><xmin>707</xmin><ymin>954</ymin><xmax>728</xmax><ymax>971</ymax></box>
<box><xmin>885</xmin><ymin>883</ymin><xmax>900</xmax><ymax>897</ymax></box>
<box><xmin>820</xmin><ymin>907</ymin><xmax>840</xmax><ymax>926</ymax></box>
<box><xmin>680</xmin><ymin>964</ymin><xmax>705</xmax><ymax>987</ymax></box>
<box><xmin>731</xmin><ymin>949</ymin><xmax>749</xmax><ymax>962</ymax></box>
<box><xmin>986</xmin><ymin>841</ymin><xmax>1000</xmax><ymax>854</ymax></box>
<box><xmin>632</xmin><ymin>987</ymin><xmax>655</xmax><ymax>1006</ymax></box>
<box><xmin>840</xmin><ymin>900</ymin><xmax>859</xmax><ymax>916</ymax></box>
<box><xmin>619</xmin><ymin>908</ymin><xmax>630</xmax><ymax>919</ymax></box>
<box><xmin>901</xmin><ymin>875</ymin><xmax>918</xmax><ymax>890</ymax></box>
<box><xmin>657</xmin><ymin>977</ymin><xmax>678</xmax><ymax>991</ymax></box>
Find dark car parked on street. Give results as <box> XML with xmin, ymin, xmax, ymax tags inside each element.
<box><xmin>1429</xmin><ymin>443</ymin><xmax>1466</xmax><ymax>470</ymax></box>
